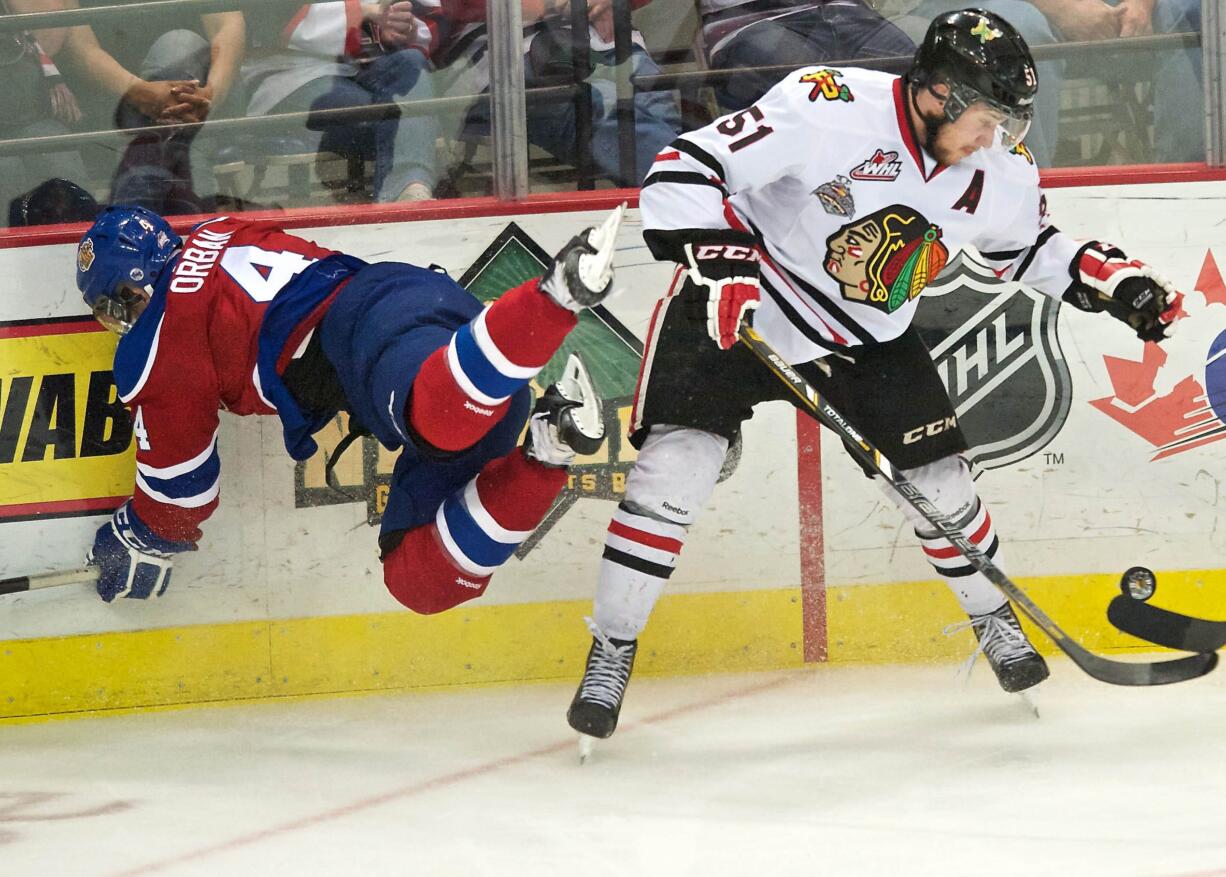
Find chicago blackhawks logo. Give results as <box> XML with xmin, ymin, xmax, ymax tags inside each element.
<box><xmin>823</xmin><ymin>205</ymin><xmax>948</xmax><ymax>313</ymax></box>
<box><xmin>1009</xmin><ymin>142</ymin><xmax>1035</xmax><ymax>165</ymax></box>
<box><xmin>799</xmin><ymin>69</ymin><xmax>853</xmax><ymax>103</ymax></box>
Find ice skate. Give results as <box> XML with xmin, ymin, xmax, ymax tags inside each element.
<box><xmin>525</xmin><ymin>354</ymin><xmax>605</xmax><ymax>467</ymax></box>
<box><xmin>567</xmin><ymin>618</ymin><xmax>638</xmax><ymax>747</ymax></box>
<box><xmin>540</xmin><ymin>204</ymin><xmax>624</xmax><ymax>311</ymax></box>
<box><xmin>963</xmin><ymin>602</ymin><xmax>1050</xmax><ymax>694</ymax></box>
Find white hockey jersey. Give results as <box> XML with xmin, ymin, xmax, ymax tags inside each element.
<box><xmin>640</xmin><ymin>66</ymin><xmax>1084</xmax><ymax>364</ymax></box>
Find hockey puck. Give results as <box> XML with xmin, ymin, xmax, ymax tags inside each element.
<box><xmin>1120</xmin><ymin>566</ymin><xmax>1157</xmax><ymax>602</ymax></box>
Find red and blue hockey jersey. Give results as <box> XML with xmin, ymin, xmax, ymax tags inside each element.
<box><xmin>111</xmin><ymin>217</ymin><xmax>353</xmax><ymax>544</ymax></box>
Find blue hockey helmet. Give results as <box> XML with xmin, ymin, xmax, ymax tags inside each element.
<box><xmin>76</xmin><ymin>205</ymin><xmax>181</xmax><ymax>334</ymax></box>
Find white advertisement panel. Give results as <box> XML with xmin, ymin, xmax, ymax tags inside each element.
<box><xmin>0</xmin><ymin>209</ymin><xmax>800</xmax><ymax>641</ymax></box>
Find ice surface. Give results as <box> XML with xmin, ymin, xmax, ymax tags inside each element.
<box><xmin>1</xmin><ymin>659</ymin><xmax>1223</xmax><ymax>876</ymax></box>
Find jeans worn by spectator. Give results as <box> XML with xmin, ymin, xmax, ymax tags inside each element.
<box><xmin>1140</xmin><ymin>0</ymin><xmax>1203</xmax><ymax>162</ymax></box>
<box><xmin>111</xmin><ymin>29</ymin><xmax>226</xmax><ymax>215</ymax></box>
<box><xmin>706</xmin><ymin>0</ymin><xmax>916</xmax><ymax>111</ymax></box>
<box><xmin>464</xmin><ymin>40</ymin><xmax>681</xmax><ymax>188</ymax></box>
<box><xmin>272</xmin><ymin>48</ymin><xmax>439</xmax><ymax>201</ymax></box>
<box><xmin>894</xmin><ymin>0</ymin><xmax>1203</xmax><ymax>165</ymax></box>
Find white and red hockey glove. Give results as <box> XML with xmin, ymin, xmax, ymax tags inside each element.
<box><xmin>682</xmin><ymin>239</ymin><xmax>762</xmax><ymax>350</ymax></box>
<box><xmin>1064</xmin><ymin>242</ymin><xmax>1184</xmax><ymax>343</ymax></box>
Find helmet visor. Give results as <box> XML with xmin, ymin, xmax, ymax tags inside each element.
<box><xmin>945</xmin><ymin>81</ymin><xmax>1034</xmax><ymax>150</ymax></box>
<box><xmin>91</xmin><ymin>283</ymin><xmax>147</xmax><ymax>335</ymax></box>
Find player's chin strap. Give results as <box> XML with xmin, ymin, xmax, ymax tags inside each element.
<box><xmin>909</xmin><ymin>78</ymin><xmax>947</xmax><ymax>162</ymax></box>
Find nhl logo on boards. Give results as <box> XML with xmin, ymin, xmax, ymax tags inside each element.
<box><xmin>850</xmin><ymin>149</ymin><xmax>902</xmax><ymax>182</ymax></box>
<box><xmin>911</xmin><ymin>254</ymin><xmax>1072</xmax><ymax>470</ymax></box>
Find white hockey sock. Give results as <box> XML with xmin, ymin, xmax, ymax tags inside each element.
<box><xmin>876</xmin><ymin>455</ymin><xmax>1008</xmax><ymax>618</ymax></box>
<box><xmin>594</xmin><ymin>504</ymin><xmax>687</xmax><ymax>641</ymax></box>
<box><xmin>591</xmin><ymin>425</ymin><xmax>726</xmax><ymax>641</ymax></box>
<box><xmin>916</xmin><ymin>499</ymin><xmax>1007</xmax><ymax>617</ymax></box>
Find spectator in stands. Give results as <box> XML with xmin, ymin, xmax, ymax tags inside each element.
<box><xmin>699</xmin><ymin>0</ymin><xmax>916</xmax><ymax>111</ymax></box>
<box><xmin>0</xmin><ymin>0</ymin><xmax>91</xmax><ymax>224</ymax></box>
<box><xmin>52</xmin><ymin>1</ymin><xmax>245</xmax><ymax>214</ymax></box>
<box><xmin>1120</xmin><ymin>0</ymin><xmax>1203</xmax><ymax>162</ymax></box>
<box><xmin>1175</xmin><ymin>0</ymin><xmax>1199</xmax><ymax>31</ymax></box>
<box><xmin>882</xmin><ymin>0</ymin><xmax>1060</xmax><ymax>165</ymax></box>
<box><xmin>8</xmin><ymin>176</ymin><xmax>99</xmax><ymax>227</ymax></box>
<box><xmin>885</xmin><ymin>0</ymin><xmax>1203</xmax><ymax>165</ymax></box>
<box><xmin>241</xmin><ymin>2</ymin><xmax>439</xmax><ymax>202</ymax></box>
<box><xmin>432</xmin><ymin>0</ymin><xmax>681</xmax><ymax>187</ymax></box>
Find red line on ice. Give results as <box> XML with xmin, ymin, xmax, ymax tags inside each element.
<box><xmin>108</xmin><ymin>674</ymin><xmax>799</xmax><ymax>876</ymax></box>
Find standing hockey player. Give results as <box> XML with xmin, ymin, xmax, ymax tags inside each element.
<box><xmin>567</xmin><ymin>9</ymin><xmax>1185</xmax><ymax>739</ymax></box>
<box><xmin>77</xmin><ymin>203</ymin><xmax>624</xmax><ymax>612</ymax></box>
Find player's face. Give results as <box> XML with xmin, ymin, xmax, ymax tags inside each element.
<box><xmin>825</xmin><ymin>219</ymin><xmax>881</xmax><ymax>287</ymax></box>
<box><xmin>92</xmin><ymin>283</ymin><xmax>151</xmax><ymax>335</ymax></box>
<box><xmin>933</xmin><ymin>101</ymin><xmax>1005</xmax><ymax>164</ymax></box>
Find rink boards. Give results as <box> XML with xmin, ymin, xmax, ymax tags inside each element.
<box><xmin>2</xmin><ymin>178</ymin><xmax>1225</xmax><ymax>720</ymax></box>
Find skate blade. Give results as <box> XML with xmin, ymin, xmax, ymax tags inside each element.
<box><xmin>578</xmin><ymin>203</ymin><xmax>625</xmax><ymax>293</ymax></box>
<box><xmin>1016</xmin><ymin>688</ymin><xmax>1041</xmax><ymax>719</ymax></box>
<box><xmin>577</xmin><ymin>733</ymin><xmax>595</xmax><ymax>765</ymax></box>
<box><xmin>557</xmin><ymin>353</ymin><xmax>604</xmax><ymax>441</ymax></box>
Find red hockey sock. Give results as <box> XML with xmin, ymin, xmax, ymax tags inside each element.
<box><xmin>482</xmin><ymin>278</ymin><xmax>578</xmax><ymax>367</ymax></box>
<box><xmin>408</xmin><ymin>280</ymin><xmax>577</xmax><ymax>454</ymax></box>
<box><xmin>382</xmin><ymin>449</ymin><xmax>569</xmax><ymax>615</ymax></box>
<box><xmin>410</xmin><ymin>347</ymin><xmax>510</xmax><ymax>452</ymax></box>
<box><xmin>474</xmin><ymin>446</ymin><xmax>569</xmax><ymax>531</ymax></box>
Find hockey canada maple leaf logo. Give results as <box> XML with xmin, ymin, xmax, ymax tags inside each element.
<box><xmin>1090</xmin><ymin>249</ymin><xmax>1226</xmax><ymax>460</ymax></box>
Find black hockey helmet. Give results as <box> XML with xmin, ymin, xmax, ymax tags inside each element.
<box><xmin>908</xmin><ymin>8</ymin><xmax>1037</xmax><ymax>147</ymax></box>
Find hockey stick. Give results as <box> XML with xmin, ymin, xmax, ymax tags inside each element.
<box><xmin>1107</xmin><ymin>597</ymin><xmax>1226</xmax><ymax>653</ymax></box>
<box><xmin>0</xmin><ymin>567</ymin><xmax>98</xmax><ymax>596</ymax></box>
<box><xmin>737</xmin><ymin>323</ymin><xmax>1217</xmax><ymax>686</ymax></box>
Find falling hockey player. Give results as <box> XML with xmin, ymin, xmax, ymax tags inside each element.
<box><xmin>76</xmin><ymin>203</ymin><xmax>625</xmax><ymax>613</ymax></box>
<box><xmin>566</xmin><ymin>9</ymin><xmax>1186</xmax><ymax>741</ymax></box>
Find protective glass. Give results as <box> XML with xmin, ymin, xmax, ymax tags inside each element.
<box><xmin>944</xmin><ymin>81</ymin><xmax>1033</xmax><ymax>150</ymax></box>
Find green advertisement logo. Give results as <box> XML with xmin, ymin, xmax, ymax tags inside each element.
<box><xmin>293</xmin><ymin>222</ymin><xmax>642</xmax><ymax>555</ymax></box>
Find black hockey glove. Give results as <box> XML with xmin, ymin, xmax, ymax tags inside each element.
<box><xmin>679</xmin><ymin>233</ymin><xmax>762</xmax><ymax>350</ymax></box>
<box><xmin>1064</xmin><ymin>242</ymin><xmax>1184</xmax><ymax>343</ymax></box>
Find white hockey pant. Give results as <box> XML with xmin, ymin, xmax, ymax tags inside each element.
<box><xmin>592</xmin><ymin>425</ymin><xmax>728</xmax><ymax>641</ymax></box>
<box><xmin>876</xmin><ymin>455</ymin><xmax>1008</xmax><ymax>617</ymax></box>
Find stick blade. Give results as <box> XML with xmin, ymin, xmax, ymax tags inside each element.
<box><xmin>1108</xmin><ymin>596</ymin><xmax>1226</xmax><ymax>653</ymax></box>
<box><xmin>1075</xmin><ymin>646</ymin><xmax>1218</xmax><ymax>686</ymax></box>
